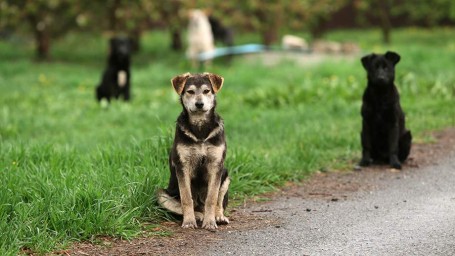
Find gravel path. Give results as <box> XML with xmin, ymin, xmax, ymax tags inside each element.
<box><xmin>204</xmin><ymin>151</ymin><xmax>455</xmax><ymax>255</ymax></box>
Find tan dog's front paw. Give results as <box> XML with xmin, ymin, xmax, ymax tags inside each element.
<box><xmin>216</xmin><ymin>214</ymin><xmax>229</xmax><ymax>225</ymax></box>
<box><xmin>181</xmin><ymin>218</ymin><xmax>197</xmax><ymax>229</ymax></box>
<box><xmin>202</xmin><ymin>218</ymin><xmax>218</xmax><ymax>230</ymax></box>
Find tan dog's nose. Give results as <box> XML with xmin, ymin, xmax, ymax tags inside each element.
<box><xmin>195</xmin><ymin>102</ymin><xmax>204</xmax><ymax>109</ymax></box>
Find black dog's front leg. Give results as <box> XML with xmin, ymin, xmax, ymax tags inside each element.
<box><xmin>388</xmin><ymin>122</ymin><xmax>401</xmax><ymax>169</ymax></box>
<box><xmin>359</xmin><ymin>120</ymin><xmax>373</xmax><ymax>166</ymax></box>
<box><xmin>123</xmin><ymin>85</ymin><xmax>130</xmax><ymax>101</ymax></box>
<box><xmin>123</xmin><ymin>74</ymin><xmax>131</xmax><ymax>101</ymax></box>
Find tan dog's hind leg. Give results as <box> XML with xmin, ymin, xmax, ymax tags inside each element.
<box><xmin>215</xmin><ymin>177</ymin><xmax>230</xmax><ymax>224</ymax></box>
<box><xmin>177</xmin><ymin>169</ymin><xmax>197</xmax><ymax>228</ymax></box>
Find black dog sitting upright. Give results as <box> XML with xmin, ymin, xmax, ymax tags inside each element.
<box><xmin>359</xmin><ymin>51</ymin><xmax>412</xmax><ymax>169</ymax></box>
<box><xmin>96</xmin><ymin>37</ymin><xmax>131</xmax><ymax>102</ymax></box>
<box><xmin>158</xmin><ymin>72</ymin><xmax>230</xmax><ymax>230</ymax></box>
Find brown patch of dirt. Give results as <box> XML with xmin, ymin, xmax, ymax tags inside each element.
<box><xmin>65</xmin><ymin>212</ymin><xmax>280</xmax><ymax>256</ymax></box>
<box><xmin>64</xmin><ymin>128</ymin><xmax>455</xmax><ymax>256</ymax></box>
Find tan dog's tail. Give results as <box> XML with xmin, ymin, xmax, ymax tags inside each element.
<box><xmin>157</xmin><ymin>189</ymin><xmax>204</xmax><ymax>220</ymax></box>
<box><xmin>157</xmin><ymin>189</ymin><xmax>183</xmax><ymax>215</ymax></box>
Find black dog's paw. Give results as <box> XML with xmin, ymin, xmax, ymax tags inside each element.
<box><xmin>358</xmin><ymin>158</ymin><xmax>373</xmax><ymax>167</ymax></box>
<box><xmin>390</xmin><ymin>156</ymin><xmax>402</xmax><ymax>169</ymax></box>
<box><xmin>390</xmin><ymin>161</ymin><xmax>402</xmax><ymax>170</ymax></box>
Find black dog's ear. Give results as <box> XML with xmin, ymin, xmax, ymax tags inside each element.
<box><xmin>385</xmin><ymin>51</ymin><xmax>400</xmax><ymax>65</ymax></box>
<box><xmin>204</xmin><ymin>72</ymin><xmax>224</xmax><ymax>93</ymax></box>
<box><xmin>171</xmin><ymin>72</ymin><xmax>191</xmax><ymax>95</ymax></box>
<box><xmin>361</xmin><ymin>54</ymin><xmax>375</xmax><ymax>70</ymax></box>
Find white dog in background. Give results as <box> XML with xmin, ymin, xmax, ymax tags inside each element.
<box><xmin>187</xmin><ymin>9</ymin><xmax>214</xmax><ymax>67</ymax></box>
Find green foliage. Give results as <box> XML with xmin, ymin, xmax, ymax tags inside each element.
<box><xmin>356</xmin><ymin>0</ymin><xmax>455</xmax><ymax>25</ymax></box>
<box><xmin>3</xmin><ymin>0</ymin><xmax>455</xmax><ymax>58</ymax></box>
<box><xmin>355</xmin><ymin>0</ymin><xmax>455</xmax><ymax>43</ymax></box>
<box><xmin>1</xmin><ymin>0</ymin><xmax>351</xmax><ymax>55</ymax></box>
<box><xmin>0</xmin><ymin>28</ymin><xmax>454</xmax><ymax>254</ymax></box>
<box><xmin>202</xmin><ymin>0</ymin><xmax>348</xmax><ymax>42</ymax></box>
<box><xmin>0</xmin><ymin>0</ymin><xmax>85</xmax><ymax>35</ymax></box>
<box><xmin>393</xmin><ymin>0</ymin><xmax>455</xmax><ymax>26</ymax></box>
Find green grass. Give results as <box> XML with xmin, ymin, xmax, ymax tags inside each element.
<box><xmin>1</xmin><ymin>27</ymin><xmax>455</xmax><ymax>254</ymax></box>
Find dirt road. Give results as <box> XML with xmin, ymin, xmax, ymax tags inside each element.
<box><xmin>204</xmin><ymin>151</ymin><xmax>455</xmax><ymax>255</ymax></box>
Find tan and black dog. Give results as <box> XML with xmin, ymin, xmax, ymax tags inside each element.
<box><xmin>158</xmin><ymin>72</ymin><xmax>229</xmax><ymax>230</ymax></box>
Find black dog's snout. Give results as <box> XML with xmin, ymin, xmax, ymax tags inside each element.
<box><xmin>195</xmin><ymin>102</ymin><xmax>204</xmax><ymax>109</ymax></box>
<box><xmin>376</xmin><ymin>70</ymin><xmax>389</xmax><ymax>83</ymax></box>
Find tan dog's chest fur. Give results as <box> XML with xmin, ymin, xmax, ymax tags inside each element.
<box><xmin>158</xmin><ymin>72</ymin><xmax>230</xmax><ymax>230</ymax></box>
<box><xmin>176</xmin><ymin>143</ymin><xmax>225</xmax><ymax>178</ymax></box>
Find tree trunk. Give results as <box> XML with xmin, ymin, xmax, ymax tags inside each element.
<box><xmin>108</xmin><ymin>0</ymin><xmax>121</xmax><ymax>32</ymax></box>
<box><xmin>378</xmin><ymin>1</ymin><xmax>392</xmax><ymax>44</ymax></box>
<box><xmin>171</xmin><ymin>29</ymin><xmax>182</xmax><ymax>51</ymax></box>
<box><xmin>256</xmin><ymin>6</ymin><xmax>282</xmax><ymax>47</ymax></box>
<box><xmin>28</xmin><ymin>14</ymin><xmax>51</xmax><ymax>60</ymax></box>
<box><xmin>130</xmin><ymin>27</ymin><xmax>142</xmax><ymax>53</ymax></box>
<box><xmin>35</xmin><ymin>29</ymin><xmax>50</xmax><ymax>60</ymax></box>
<box><xmin>262</xmin><ymin>30</ymin><xmax>278</xmax><ymax>46</ymax></box>
<box><xmin>381</xmin><ymin>25</ymin><xmax>391</xmax><ymax>44</ymax></box>
<box><xmin>310</xmin><ymin>26</ymin><xmax>324</xmax><ymax>40</ymax></box>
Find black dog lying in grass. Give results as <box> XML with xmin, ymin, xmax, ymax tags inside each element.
<box><xmin>359</xmin><ymin>51</ymin><xmax>412</xmax><ymax>169</ymax></box>
<box><xmin>96</xmin><ymin>37</ymin><xmax>132</xmax><ymax>102</ymax></box>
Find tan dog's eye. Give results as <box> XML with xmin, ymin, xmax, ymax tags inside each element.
<box><xmin>203</xmin><ymin>89</ymin><xmax>210</xmax><ymax>94</ymax></box>
<box><xmin>187</xmin><ymin>90</ymin><xmax>195</xmax><ymax>95</ymax></box>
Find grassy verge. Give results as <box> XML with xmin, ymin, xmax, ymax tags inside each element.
<box><xmin>1</xmin><ymin>27</ymin><xmax>454</xmax><ymax>254</ymax></box>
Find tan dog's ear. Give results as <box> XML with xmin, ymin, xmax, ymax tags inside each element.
<box><xmin>171</xmin><ymin>72</ymin><xmax>191</xmax><ymax>95</ymax></box>
<box><xmin>204</xmin><ymin>73</ymin><xmax>224</xmax><ymax>93</ymax></box>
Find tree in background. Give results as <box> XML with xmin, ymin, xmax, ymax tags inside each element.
<box><xmin>0</xmin><ymin>0</ymin><xmax>86</xmax><ymax>60</ymax></box>
<box><xmin>246</xmin><ymin>0</ymin><xmax>284</xmax><ymax>46</ymax></box>
<box><xmin>393</xmin><ymin>0</ymin><xmax>455</xmax><ymax>26</ymax></box>
<box><xmin>0</xmin><ymin>0</ymin><xmax>160</xmax><ymax>58</ymax></box>
<box><xmin>82</xmin><ymin>1</ymin><xmax>190</xmax><ymax>52</ymax></box>
<box><xmin>286</xmin><ymin>0</ymin><xmax>348</xmax><ymax>39</ymax></box>
<box><xmin>355</xmin><ymin>0</ymin><xmax>396</xmax><ymax>44</ymax></box>
<box><xmin>2</xmin><ymin>0</ymin><xmax>455</xmax><ymax>60</ymax></box>
<box><xmin>158</xmin><ymin>0</ymin><xmax>187</xmax><ymax>51</ymax></box>
<box><xmin>355</xmin><ymin>0</ymin><xmax>455</xmax><ymax>44</ymax></box>
<box><xmin>82</xmin><ymin>0</ymin><xmax>151</xmax><ymax>53</ymax></box>
<box><xmin>197</xmin><ymin>0</ymin><xmax>347</xmax><ymax>46</ymax></box>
